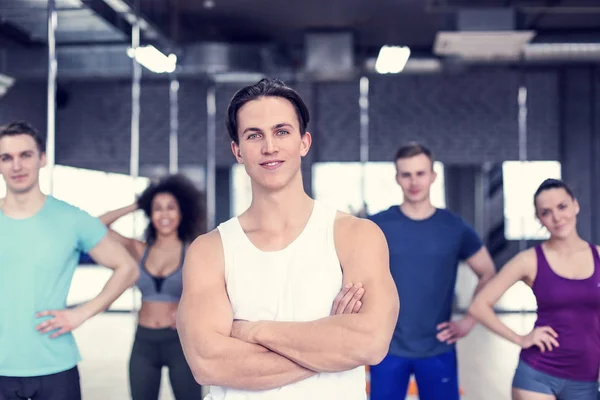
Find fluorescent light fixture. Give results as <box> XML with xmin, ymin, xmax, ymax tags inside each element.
<box><xmin>127</xmin><ymin>45</ymin><xmax>177</xmax><ymax>74</ymax></box>
<box><xmin>375</xmin><ymin>46</ymin><xmax>411</xmax><ymax>74</ymax></box>
<box><xmin>0</xmin><ymin>73</ymin><xmax>15</xmax><ymax>97</ymax></box>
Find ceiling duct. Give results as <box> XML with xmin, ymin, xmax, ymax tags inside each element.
<box><xmin>304</xmin><ymin>32</ymin><xmax>356</xmax><ymax>81</ymax></box>
<box><xmin>0</xmin><ymin>42</ymin><xmax>268</xmax><ymax>80</ymax></box>
<box><xmin>434</xmin><ymin>8</ymin><xmax>535</xmax><ymax>61</ymax></box>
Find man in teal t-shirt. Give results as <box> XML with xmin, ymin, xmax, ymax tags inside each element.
<box><xmin>0</xmin><ymin>121</ymin><xmax>139</xmax><ymax>399</ymax></box>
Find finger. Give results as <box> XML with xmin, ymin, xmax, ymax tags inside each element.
<box><xmin>542</xmin><ymin>337</ymin><xmax>554</xmax><ymax>352</ymax></box>
<box><xmin>35</xmin><ymin>310</ymin><xmax>56</xmax><ymax>319</ymax></box>
<box><xmin>436</xmin><ymin>329</ymin><xmax>453</xmax><ymax>342</ymax></box>
<box><xmin>352</xmin><ymin>300</ymin><xmax>362</xmax><ymax>314</ymax></box>
<box><xmin>335</xmin><ymin>285</ymin><xmax>360</xmax><ymax>315</ymax></box>
<box><xmin>39</xmin><ymin>321</ymin><xmax>60</xmax><ymax>334</ymax></box>
<box><xmin>446</xmin><ymin>335</ymin><xmax>458</xmax><ymax>344</ymax></box>
<box><xmin>535</xmin><ymin>339</ymin><xmax>547</xmax><ymax>353</ymax></box>
<box><xmin>543</xmin><ymin>335</ymin><xmax>559</xmax><ymax>349</ymax></box>
<box><xmin>50</xmin><ymin>327</ymin><xmax>70</xmax><ymax>339</ymax></box>
<box><xmin>343</xmin><ymin>288</ymin><xmax>365</xmax><ymax>314</ymax></box>
<box><xmin>437</xmin><ymin>322</ymin><xmax>450</xmax><ymax>331</ymax></box>
<box><xmin>331</xmin><ymin>283</ymin><xmax>353</xmax><ymax>314</ymax></box>
<box><xmin>544</xmin><ymin>326</ymin><xmax>559</xmax><ymax>338</ymax></box>
<box><xmin>36</xmin><ymin>318</ymin><xmax>58</xmax><ymax>332</ymax></box>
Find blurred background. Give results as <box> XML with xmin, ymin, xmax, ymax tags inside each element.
<box><xmin>0</xmin><ymin>0</ymin><xmax>599</xmax><ymax>398</ymax></box>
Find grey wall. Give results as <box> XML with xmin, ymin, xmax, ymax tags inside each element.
<box><xmin>1</xmin><ymin>66</ymin><xmax>598</xmax><ymax>242</ymax></box>
<box><xmin>0</xmin><ymin>68</ymin><xmax>564</xmax><ymax>171</ymax></box>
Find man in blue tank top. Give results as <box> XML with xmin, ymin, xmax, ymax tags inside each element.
<box><xmin>368</xmin><ymin>143</ymin><xmax>496</xmax><ymax>400</ymax></box>
<box><xmin>0</xmin><ymin>122</ymin><xmax>139</xmax><ymax>399</ymax></box>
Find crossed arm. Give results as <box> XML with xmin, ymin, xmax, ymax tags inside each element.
<box><xmin>230</xmin><ymin>216</ymin><xmax>399</xmax><ymax>373</ymax></box>
<box><xmin>177</xmin><ymin>216</ymin><xmax>399</xmax><ymax>390</ymax></box>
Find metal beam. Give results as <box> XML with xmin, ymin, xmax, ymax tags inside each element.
<box><xmin>81</xmin><ymin>0</ymin><xmax>132</xmax><ymax>41</ymax></box>
<box><xmin>82</xmin><ymin>0</ymin><xmax>172</xmax><ymax>49</ymax></box>
<box><xmin>0</xmin><ymin>21</ymin><xmax>41</xmax><ymax>47</ymax></box>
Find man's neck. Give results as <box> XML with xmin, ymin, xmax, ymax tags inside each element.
<box><xmin>1</xmin><ymin>186</ymin><xmax>46</xmax><ymax>219</ymax></box>
<box><xmin>245</xmin><ymin>173</ymin><xmax>313</xmax><ymax>231</ymax></box>
<box><xmin>399</xmin><ymin>200</ymin><xmax>436</xmax><ymax>220</ymax></box>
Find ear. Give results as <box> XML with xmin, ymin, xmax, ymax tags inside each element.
<box><xmin>40</xmin><ymin>152</ymin><xmax>47</xmax><ymax>168</ymax></box>
<box><xmin>574</xmin><ymin>198</ymin><xmax>580</xmax><ymax>216</ymax></box>
<box><xmin>300</xmin><ymin>132</ymin><xmax>312</xmax><ymax>157</ymax></box>
<box><xmin>231</xmin><ymin>141</ymin><xmax>243</xmax><ymax>164</ymax></box>
<box><xmin>431</xmin><ymin>170</ymin><xmax>437</xmax><ymax>184</ymax></box>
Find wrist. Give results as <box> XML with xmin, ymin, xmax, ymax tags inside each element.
<box><xmin>76</xmin><ymin>301</ymin><xmax>99</xmax><ymax>321</ymax></box>
<box><xmin>513</xmin><ymin>334</ymin><xmax>524</xmax><ymax>347</ymax></box>
<box><xmin>249</xmin><ymin>321</ymin><xmax>267</xmax><ymax>344</ymax></box>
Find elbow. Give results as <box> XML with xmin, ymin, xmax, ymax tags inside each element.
<box><xmin>467</xmin><ymin>298</ymin><xmax>488</xmax><ymax>322</ymax></box>
<box><xmin>355</xmin><ymin>330</ymin><xmax>392</xmax><ymax>366</ymax></box>
<box><xmin>126</xmin><ymin>264</ymin><xmax>140</xmax><ymax>287</ymax></box>
<box><xmin>189</xmin><ymin>358</ymin><xmax>214</xmax><ymax>386</ymax></box>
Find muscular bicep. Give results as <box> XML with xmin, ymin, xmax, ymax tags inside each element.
<box><xmin>472</xmin><ymin>249</ymin><xmax>536</xmax><ymax>307</ymax></box>
<box><xmin>335</xmin><ymin>216</ymin><xmax>399</xmax><ymax>330</ymax></box>
<box><xmin>178</xmin><ymin>231</ymin><xmax>234</xmax><ymax>354</ymax></box>
<box><xmin>87</xmin><ymin>234</ymin><xmax>135</xmax><ymax>270</ymax></box>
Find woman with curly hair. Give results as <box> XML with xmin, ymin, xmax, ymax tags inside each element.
<box><xmin>99</xmin><ymin>173</ymin><xmax>205</xmax><ymax>400</ymax></box>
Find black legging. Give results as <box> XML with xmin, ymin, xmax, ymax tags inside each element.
<box><xmin>129</xmin><ymin>326</ymin><xmax>202</xmax><ymax>400</ymax></box>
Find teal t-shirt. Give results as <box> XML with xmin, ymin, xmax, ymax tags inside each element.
<box><xmin>0</xmin><ymin>196</ymin><xmax>107</xmax><ymax>377</ymax></box>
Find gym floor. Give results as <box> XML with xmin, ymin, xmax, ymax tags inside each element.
<box><xmin>73</xmin><ymin>312</ymin><xmax>536</xmax><ymax>400</ymax></box>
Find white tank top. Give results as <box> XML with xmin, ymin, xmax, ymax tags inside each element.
<box><xmin>207</xmin><ymin>200</ymin><xmax>366</xmax><ymax>400</ymax></box>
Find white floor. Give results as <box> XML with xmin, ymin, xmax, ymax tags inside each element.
<box><xmin>72</xmin><ymin>312</ymin><xmax>539</xmax><ymax>400</ymax></box>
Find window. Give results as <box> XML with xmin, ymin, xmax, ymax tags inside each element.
<box><xmin>231</xmin><ymin>164</ymin><xmax>253</xmax><ymax>217</ymax></box>
<box><xmin>503</xmin><ymin>161</ymin><xmax>561</xmax><ymax>240</ymax></box>
<box><xmin>312</xmin><ymin>161</ymin><xmax>446</xmax><ymax>216</ymax></box>
<box><xmin>0</xmin><ymin>165</ymin><xmax>150</xmax><ymax>238</ymax></box>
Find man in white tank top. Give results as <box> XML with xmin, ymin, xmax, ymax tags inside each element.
<box><xmin>177</xmin><ymin>79</ymin><xmax>400</xmax><ymax>399</ymax></box>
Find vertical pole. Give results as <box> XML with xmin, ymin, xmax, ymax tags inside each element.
<box><xmin>206</xmin><ymin>85</ymin><xmax>216</xmax><ymax>230</ymax></box>
<box><xmin>46</xmin><ymin>0</ymin><xmax>58</xmax><ymax>194</ymax></box>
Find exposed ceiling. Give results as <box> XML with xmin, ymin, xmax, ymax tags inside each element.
<box><xmin>0</xmin><ymin>0</ymin><xmax>598</xmax><ymax>79</ymax></box>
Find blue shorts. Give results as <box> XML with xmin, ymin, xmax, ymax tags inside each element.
<box><xmin>512</xmin><ymin>359</ymin><xmax>599</xmax><ymax>400</ymax></box>
<box><xmin>369</xmin><ymin>349</ymin><xmax>459</xmax><ymax>400</ymax></box>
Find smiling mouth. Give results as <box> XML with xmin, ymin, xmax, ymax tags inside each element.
<box><xmin>260</xmin><ymin>161</ymin><xmax>284</xmax><ymax>169</ymax></box>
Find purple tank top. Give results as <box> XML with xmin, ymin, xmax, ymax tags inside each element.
<box><xmin>520</xmin><ymin>243</ymin><xmax>600</xmax><ymax>382</ymax></box>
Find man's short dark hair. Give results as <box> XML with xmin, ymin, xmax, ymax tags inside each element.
<box><xmin>226</xmin><ymin>78</ymin><xmax>310</xmax><ymax>144</ymax></box>
<box><xmin>0</xmin><ymin>121</ymin><xmax>45</xmax><ymax>153</ymax></box>
<box><xmin>394</xmin><ymin>142</ymin><xmax>434</xmax><ymax>168</ymax></box>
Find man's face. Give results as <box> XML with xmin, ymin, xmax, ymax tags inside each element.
<box><xmin>0</xmin><ymin>134</ymin><xmax>45</xmax><ymax>195</ymax></box>
<box><xmin>231</xmin><ymin>96</ymin><xmax>311</xmax><ymax>191</ymax></box>
<box><xmin>395</xmin><ymin>154</ymin><xmax>436</xmax><ymax>204</ymax></box>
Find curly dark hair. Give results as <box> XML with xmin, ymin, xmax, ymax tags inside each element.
<box><xmin>137</xmin><ymin>174</ymin><xmax>206</xmax><ymax>243</ymax></box>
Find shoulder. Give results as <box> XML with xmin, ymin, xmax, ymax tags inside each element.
<box><xmin>188</xmin><ymin>229</ymin><xmax>224</xmax><ymax>257</ymax></box>
<box><xmin>508</xmin><ymin>246</ymin><xmax>538</xmax><ymax>274</ymax></box>
<box><xmin>334</xmin><ymin>212</ymin><xmax>388</xmax><ymax>251</ymax></box>
<box><xmin>48</xmin><ymin>197</ymin><xmax>94</xmax><ymax>220</ymax></box>
<box><xmin>47</xmin><ymin>196</ymin><xmax>80</xmax><ymax>213</ymax></box>
<box><xmin>367</xmin><ymin>206</ymin><xmax>396</xmax><ymax>223</ymax></box>
<box><xmin>435</xmin><ymin>208</ymin><xmax>466</xmax><ymax>225</ymax></box>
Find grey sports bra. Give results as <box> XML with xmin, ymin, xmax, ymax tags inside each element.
<box><xmin>137</xmin><ymin>242</ymin><xmax>185</xmax><ymax>303</ymax></box>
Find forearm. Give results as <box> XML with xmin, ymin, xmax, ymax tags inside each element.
<box><xmin>99</xmin><ymin>203</ymin><xmax>138</xmax><ymax>226</ymax></box>
<box><xmin>188</xmin><ymin>334</ymin><xmax>316</xmax><ymax>390</ymax></box>
<box><xmin>250</xmin><ymin>315</ymin><xmax>379</xmax><ymax>373</ymax></box>
<box><xmin>468</xmin><ymin>302</ymin><xmax>522</xmax><ymax>346</ymax></box>
<box><xmin>463</xmin><ymin>271</ymin><xmax>495</xmax><ymax>324</ymax></box>
<box><xmin>78</xmin><ymin>262</ymin><xmax>138</xmax><ymax>319</ymax></box>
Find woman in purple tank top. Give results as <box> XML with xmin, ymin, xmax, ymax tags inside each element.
<box><xmin>469</xmin><ymin>179</ymin><xmax>600</xmax><ymax>400</ymax></box>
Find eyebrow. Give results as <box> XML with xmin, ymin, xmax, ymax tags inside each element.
<box><xmin>0</xmin><ymin>150</ymin><xmax>34</xmax><ymax>157</ymax></box>
<box><xmin>242</xmin><ymin>123</ymin><xmax>294</xmax><ymax>135</ymax></box>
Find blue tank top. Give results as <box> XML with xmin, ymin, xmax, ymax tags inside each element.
<box><xmin>137</xmin><ymin>242</ymin><xmax>185</xmax><ymax>303</ymax></box>
<box><xmin>520</xmin><ymin>243</ymin><xmax>600</xmax><ymax>382</ymax></box>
